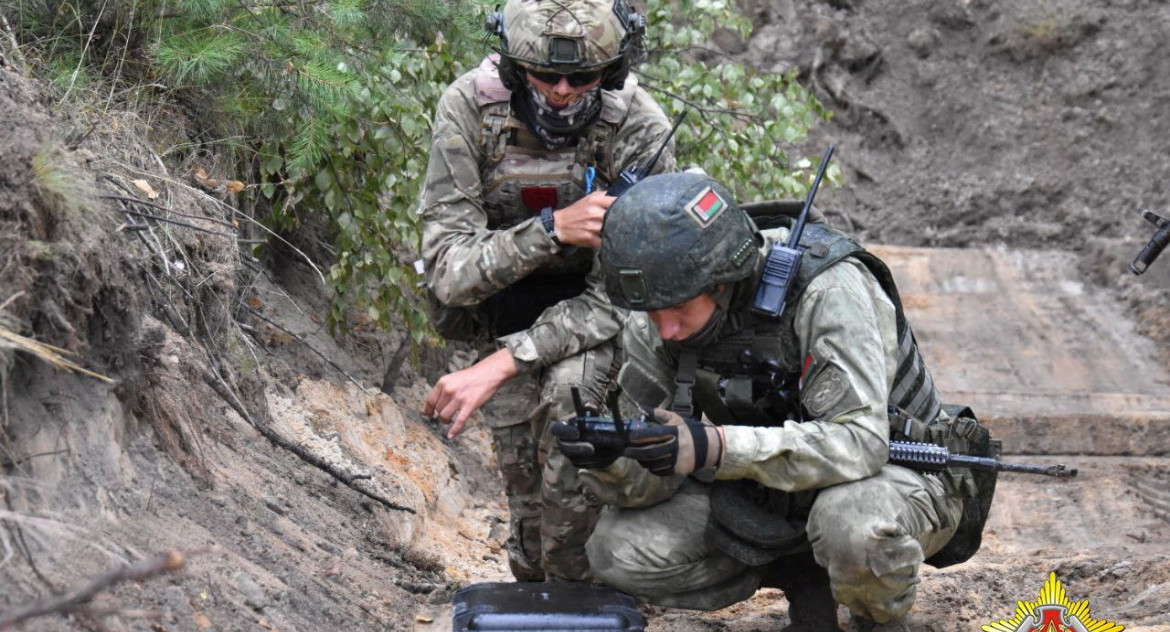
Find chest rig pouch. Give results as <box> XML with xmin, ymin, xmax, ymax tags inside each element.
<box><xmin>671</xmin><ymin>316</ymin><xmax>818</xmax><ymax>567</ymax></box>
<box><xmin>889</xmin><ymin>404</ymin><xmax>999</xmax><ymax>568</ymax></box>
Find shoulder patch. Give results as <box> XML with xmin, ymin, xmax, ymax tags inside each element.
<box><xmin>599</xmin><ymin>73</ymin><xmax>637</xmax><ymax>123</ymax></box>
<box><xmin>802</xmin><ymin>363</ymin><xmax>856</xmax><ymax>419</ymax></box>
<box><xmin>473</xmin><ymin>54</ymin><xmax>511</xmax><ymax>106</ymax></box>
<box><xmin>686</xmin><ymin>187</ymin><xmax>726</xmax><ymax>225</ymax></box>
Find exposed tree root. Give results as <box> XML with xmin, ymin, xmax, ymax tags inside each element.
<box><xmin>199</xmin><ymin>364</ymin><xmax>416</xmax><ymax>514</ymax></box>
<box><xmin>0</xmin><ymin>550</ymin><xmax>188</xmax><ymax>630</ymax></box>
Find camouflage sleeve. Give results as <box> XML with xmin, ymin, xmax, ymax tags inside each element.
<box><xmin>608</xmin><ymin>87</ymin><xmax>677</xmax><ymax>178</ymax></box>
<box><xmin>495</xmin><ymin>93</ymin><xmax>677</xmax><ymax>373</ymax></box>
<box><xmin>616</xmin><ymin>311</ymin><xmax>675</xmax><ymax>409</ymax></box>
<box><xmin>419</xmin><ymin>74</ymin><xmax>560</xmax><ymax>308</ymax></box>
<box><xmin>571</xmin><ymin>312</ymin><xmax>686</xmax><ymax>507</ymax></box>
<box><xmin>498</xmin><ymin>253</ymin><xmax>621</xmax><ymax>373</ymax></box>
<box><xmin>715</xmin><ymin>258</ymin><xmax>897</xmax><ymax>491</ymax></box>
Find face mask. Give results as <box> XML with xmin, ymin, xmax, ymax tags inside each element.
<box><xmin>526</xmin><ymin>83</ymin><xmax>600</xmax><ymax>124</ymax></box>
<box><xmin>512</xmin><ymin>82</ymin><xmax>603</xmax><ymax>148</ymax></box>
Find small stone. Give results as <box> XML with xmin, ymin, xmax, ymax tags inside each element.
<box><xmin>907</xmin><ymin>26</ymin><xmax>941</xmax><ymax>58</ymax></box>
<box><xmin>234</xmin><ymin>572</ymin><xmax>267</xmax><ymax>611</ymax></box>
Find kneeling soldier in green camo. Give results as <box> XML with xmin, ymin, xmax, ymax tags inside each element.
<box><xmin>553</xmin><ymin>171</ymin><xmax>988</xmax><ymax>630</ymax></box>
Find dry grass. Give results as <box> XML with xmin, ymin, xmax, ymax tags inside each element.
<box><xmin>31</xmin><ymin>143</ymin><xmax>100</xmax><ymax>220</ymax></box>
<box><xmin>1019</xmin><ymin>12</ymin><xmax>1083</xmax><ymax>51</ymax></box>
<box><xmin>0</xmin><ymin>324</ymin><xmax>112</xmax><ymax>384</ymax></box>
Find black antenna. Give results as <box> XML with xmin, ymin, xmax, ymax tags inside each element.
<box><xmin>750</xmin><ymin>146</ymin><xmax>835</xmax><ymax>318</ymax></box>
<box><xmin>606</xmin><ymin>389</ymin><xmax>625</xmax><ymax>436</ymax></box>
<box><xmin>571</xmin><ymin>387</ymin><xmax>588</xmax><ymax>417</ymax></box>
<box><xmin>606</xmin><ymin>109</ymin><xmax>687</xmax><ymax>198</ymax></box>
<box><xmin>787</xmin><ymin>146</ymin><xmax>834</xmax><ymax>249</ymax></box>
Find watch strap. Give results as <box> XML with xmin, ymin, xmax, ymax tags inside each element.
<box><xmin>540</xmin><ymin>206</ymin><xmax>561</xmax><ymax>246</ymax></box>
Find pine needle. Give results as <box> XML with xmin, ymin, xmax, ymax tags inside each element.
<box><xmin>0</xmin><ymin>326</ymin><xmax>113</xmax><ymax>384</ymax></box>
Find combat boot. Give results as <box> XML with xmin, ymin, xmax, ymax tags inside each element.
<box><xmin>504</xmin><ymin>535</ymin><xmax>545</xmax><ymax>582</ymax></box>
<box><xmin>851</xmin><ymin>616</ymin><xmax>909</xmax><ymax>632</ymax></box>
<box><xmin>762</xmin><ymin>551</ymin><xmax>840</xmax><ymax>632</ymax></box>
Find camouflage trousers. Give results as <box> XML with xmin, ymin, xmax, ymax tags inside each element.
<box><xmin>586</xmin><ymin>466</ymin><xmax>963</xmax><ymax>621</ymax></box>
<box><xmin>482</xmin><ymin>340</ymin><xmax>617</xmax><ymax>582</ymax></box>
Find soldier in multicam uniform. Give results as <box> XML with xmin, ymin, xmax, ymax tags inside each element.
<box><xmin>419</xmin><ymin>0</ymin><xmax>675</xmax><ymax>582</ymax></box>
<box><xmin>554</xmin><ymin>172</ymin><xmax>978</xmax><ymax>630</ymax></box>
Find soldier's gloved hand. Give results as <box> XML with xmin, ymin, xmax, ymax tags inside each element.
<box><xmin>623</xmin><ymin>409</ymin><xmax>723</xmax><ymax>476</ymax></box>
<box><xmin>551</xmin><ymin>420</ymin><xmax>622</xmax><ymax>470</ymax></box>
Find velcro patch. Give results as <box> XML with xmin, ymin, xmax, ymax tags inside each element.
<box><xmin>521</xmin><ymin>187</ymin><xmax>558</xmax><ymax>213</ymax></box>
<box><xmin>686</xmin><ymin>187</ymin><xmax>726</xmax><ymax>225</ymax></box>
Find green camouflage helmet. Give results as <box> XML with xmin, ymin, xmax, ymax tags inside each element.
<box><xmin>492</xmin><ymin>0</ymin><xmax>643</xmax><ymax>89</ymax></box>
<box><xmin>600</xmin><ymin>172</ymin><xmax>760</xmax><ymax>311</ymax></box>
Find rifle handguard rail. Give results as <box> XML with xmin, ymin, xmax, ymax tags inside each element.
<box><xmin>888</xmin><ymin>440</ymin><xmax>1077</xmax><ymax>478</ymax></box>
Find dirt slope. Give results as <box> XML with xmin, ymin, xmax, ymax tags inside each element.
<box><xmin>736</xmin><ymin>0</ymin><xmax>1170</xmax><ymax>357</ymax></box>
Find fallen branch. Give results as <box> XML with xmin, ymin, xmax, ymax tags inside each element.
<box><xmin>0</xmin><ymin>449</ymin><xmax>70</xmax><ymax>469</ymax></box>
<box><xmin>200</xmin><ymin>365</ymin><xmax>415</xmax><ymax>514</ymax></box>
<box><xmin>104</xmin><ymin>205</ymin><xmax>238</xmax><ymax>238</ymax></box>
<box><xmin>0</xmin><ymin>291</ymin><xmax>24</xmax><ymax>314</ymax></box>
<box><xmin>239</xmin><ymin>303</ymin><xmax>370</xmax><ymax>395</ymax></box>
<box><xmin>0</xmin><ymin>12</ymin><xmax>26</xmax><ymax>74</ymax></box>
<box><xmin>0</xmin><ymin>326</ymin><xmax>113</xmax><ymax>383</ymax></box>
<box><xmin>101</xmin><ymin>161</ymin><xmax>329</xmax><ymax>287</ymax></box>
<box><xmin>99</xmin><ymin>195</ymin><xmax>238</xmax><ymax>229</ymax></box>
<box><xmin>0</xmin><ymin>550</ymin><xmax>186</xmax><ymax>630</ymax></box>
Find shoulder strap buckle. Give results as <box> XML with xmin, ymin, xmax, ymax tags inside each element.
<box><xmin>479</xmin><ymin>102</ymin><xmax>510</xmax><ymax>164</ymax></box>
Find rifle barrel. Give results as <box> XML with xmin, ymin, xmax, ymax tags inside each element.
<box><xmin>888</xmin><ymin>441</ymin><xmax>1078</xmax><ymax>478</ymax></box>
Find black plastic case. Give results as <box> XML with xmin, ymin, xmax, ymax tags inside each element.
<box><xmin>451</xmin><ymin>582</ymin><xmax>645</xmax><ymax>631</ymax></box>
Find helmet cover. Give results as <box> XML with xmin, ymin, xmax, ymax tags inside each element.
<box><xmin>501</xmin><ymin>0</ymin><xmax>634</xmax><ymax>70</ymax></box>
<box><xmin>600</xmin><ymin>172</ymin><xmax>760</xmax><ymax>310</ymax></box>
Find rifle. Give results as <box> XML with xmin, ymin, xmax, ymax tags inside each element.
<box><xmin>568</xmin><ymin>387</ymin><xmax>646</xmax><ymax>450</ymax></box>
<box><xmin>751</xmin><ymin>145</ymin><xmax>835</xmax><ymax>318</ymax></box>
<box><xmin>889</xmin><ymin>440</ymin><xmax>1077</xmax><ymax>478</ymax></box>
<box><xmin>1131</xmin><ymin>210</ymin><xmax>1170</xmax><ymax>275</ymax></box>
<box><xmin>603</xmin><ymin>109</ymin><xmax>687</xmax><ymax>198</ymax></box>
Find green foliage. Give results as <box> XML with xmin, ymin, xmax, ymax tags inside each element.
<box><xmin>640</xmin><ymin>0</ymin><xmax>836</xmax><ymax>200</ymax></box>
<box><xmin>6</xmin><ymin>0</ymin><xmax>829</xmax><ymax>340</ymax></box>
<box><xmin>6</xmin><ymin>0</ymin><xmax>490</xmax><ymax>342</ymax></box>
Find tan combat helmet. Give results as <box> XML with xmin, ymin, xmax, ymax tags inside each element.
<box><xmin>486</xmin><ymin>0</ymin><xmax>645</xmax><ymax>91</ymax></box>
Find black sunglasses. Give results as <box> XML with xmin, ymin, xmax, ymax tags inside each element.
<box><xmin>525</xmin><ymin>67</ymin><xmax>605</xmax><ymax>87</ymax></box>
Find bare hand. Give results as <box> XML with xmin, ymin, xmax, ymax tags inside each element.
<box><xmin>423</xmin><ymin>348</ymin><xmax>518</xmax><ymax>439</ymax></box>
<box><xmin>553</xmin><ymin>190</ymin><xmax>615</xmax><ymax>249</ymax></box>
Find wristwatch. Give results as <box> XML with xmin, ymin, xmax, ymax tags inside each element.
<box><xmin>540</xmin><ymin>206</ymin><xmax>561</xmax><ymax>247</ymax></box>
